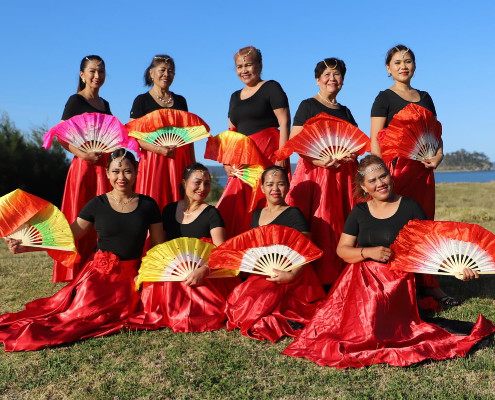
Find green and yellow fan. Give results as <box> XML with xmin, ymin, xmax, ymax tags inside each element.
<box><xmin>0</xmin><ymin>189</ymin><xmax>79</xmax><ymax>267</ymax></box>
<box><xmin>136</xmin><ymin>237</ymin><xmax>237</xmax><ymax>290</ymax></box>
<box><xmin>230</xmin><ymin>164</ymin><xmax>264</xmax><ymax>188</ymax></box>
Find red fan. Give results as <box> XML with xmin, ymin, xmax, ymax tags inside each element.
<box><xmin>275</xmin><ymin>113</ymin><xmax>369</xmax><ymax>161</ymax></box>
<box><xmin>377</xmin><ymin>104</ymin><xmax>442</xmax><ymax>162</ymax></box>
<box><xmin>390</xmin><ymin>220</ymin><xmax>495</xmax><ymax>279</ymax></box>
<box><xmin>208</xmin><ymin>225</ymin><xmax>323</xmax><ymax>277</ymax></box>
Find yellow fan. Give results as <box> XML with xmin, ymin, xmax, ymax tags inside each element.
<box><xmin>230</xmin><ymin>164</ymin><xmax>264</xmax><ymax>188</ymax></box>
<box><xmin>136</xmin><ymin>237</ymin><xmax>237</xmax><ymax>289</ymax></box>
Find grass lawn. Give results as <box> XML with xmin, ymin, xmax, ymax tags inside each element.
<box><xmin>0</xmin><ymin>182</ymin><xmax>494</xmax><ymax>399</ymax></box>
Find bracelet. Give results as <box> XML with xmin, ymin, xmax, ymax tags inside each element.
<box><xmin>360</xmin><ymin>248</ymin><xmax>365</xmax><ymax>260</ymax></box>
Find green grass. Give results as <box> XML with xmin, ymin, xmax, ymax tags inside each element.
<box><xmin>0</xmin><ymin>182</ymin><xmax>494</xmax><ymax>399</ymax></box>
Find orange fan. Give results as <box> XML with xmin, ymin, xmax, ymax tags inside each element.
<box><xmin>377</xmin><ymin>104</ymin><xmax>442</xmax><ymax>162</ymax></box>
<box><xmin>208</xmin><ymin>225</ymin><xmax>323</xmax><ymax>277</ymax></box>
<box><xmin>390</xmin><ymin>220</ymin><xmax>495</xmax><ymax>279</ymax></box>
<box><xmin>275</xmin><ymin>113</ymin><xmax>369</xmax><ymax>161</ymax></box>
<box><xmin>0</xmin><ymin>189</ymin><xmax>79</xmax><ymax>267</ymax></box>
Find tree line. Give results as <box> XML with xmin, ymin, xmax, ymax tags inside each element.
<box><xmin>437</xmin><ymin>149</ymin><xmax>494</xmax><ymax>171</ymax></box>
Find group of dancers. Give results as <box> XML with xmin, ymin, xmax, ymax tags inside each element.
<box><xmin>0</xmin><ymin>45</ymin><xmax>494</xmax><ymax>368</ymax></box>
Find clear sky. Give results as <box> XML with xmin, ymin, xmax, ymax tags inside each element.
<box><xmin>1</xmin><ymin>0</ymin><xmax>494</xmax><ymax>164</ymax></box>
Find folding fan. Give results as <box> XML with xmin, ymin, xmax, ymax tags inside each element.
<box><xmin>136</xmin><ymin>237</ymin><xmax>238</xmax><ymax>289</ymax></box>
<box><xmin>390</xmin><ymin>220</ymin><xmax>495</xmax><ymax>280</ymax></box>
<box><xmin>43</xmin><ymin>112</ymin><xmax>138</xmax><ymax>154</ymax></box>
<box><xmin>377</xmin><ymin>104</ymin><xmax>442</xmax><ymax>162</ymax></box>
<box><xmin>208</xmin><ymin>225</ymin><xmax>323</xmax><ymax>277</ymax></box>
<box><xmin>275</xmin><ymin>113</ymin><xmax>369</xmax><ymax>161</ymax></box>
<box><xmin>0</xmin><ymin>189</ymin><xmax>78</xmax><ymax>266</ymax></box>
<box><xmin>230</xmin><ymin>164</ymin><xmax>264</xmax><ymax>188</ymax></box>
<box><xmin>126</xmin><ymin>109</ymin><xmax>211</xmax><ymax>148</ymax></box>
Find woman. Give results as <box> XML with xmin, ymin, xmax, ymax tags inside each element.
<box><xmin>54</xmin><ymin>55</ymin><xmax>112</xmax><ymax>283</ymax></box>
<box><xmin>130</xmin><ymin>54</ymin><xmax>195</xmax><ymax>211</ymax></box>
<box><xmin>224</xmin><ymin>166</ymin><xmax>326</xmax><ymax>342</ymax></box>
<box><xmin>125</xmin><ymin>163</ymin><xmax>240</xmax><ymax>333</ymax></box>
<box><xmin>370</xmin><ymin>45</ymin><xmax>450</xmax><ymax>305</ymax></box>
<box><xmin>286</xmin><ymin>58</ymin><xmax>357</xmax><ymax>288</ymax></box>
<box><xmin>217</xmin><ymin>46</ymin><xmax>291</xmax><ymax>237</ymax></box>
<box><xmin>0</xmin><ymin>149</ymin><xmax>164</xmax><ymax>352</ymax></box>
<box><xmin>283</xmin><ymin>155</ymin><xmax>494</xmax><ymax>368</ymax></box>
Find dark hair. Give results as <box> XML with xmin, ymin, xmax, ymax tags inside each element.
<box><xmin>385</xmin><ymin>44</ymin><xmax>416</xmax><ymax>65</ymax></box>
<box><xmin>261</xmin><ymin>166</ymin><xmax>289</xmax><ymax>185</ymax></box>
<box><xmin>144</xmin><ymin>55</ymin><xmax>175</xmax><ymax>87</ymax></box>
<box><xmin>353</xmin><ymin>155</ymin><xmax>391</xmax><ymax>200</ymax></box>
<box><xmin>314</xmin><ymin>58</ymin><xmax>347</xmax><ymax>79</ymax></box>
<box><xmin>78</xmin><ymin>55</ymin><xmax>105</xmax><ymax>92</ymax></box>
<box><xmin>180</xmin><ymin>162</ymin><xmax>211</xmax><ymax>198</ymax></box>
<box><xmin>106</xmin><ymin>148</ymin><xmax>138</xmax><ymax>170</ymax></box>
<box><xmin>234</xmin><ymin>46</ymin><xmax>263</xmax><ymax>65</ymax></box>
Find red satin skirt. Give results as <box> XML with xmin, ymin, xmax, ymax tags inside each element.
<box><xmin>225</xmin><ymin>265</ymin><xmax>326</xmax><ymax>342</ymax></box>
<box><xmin>286</xmin><ymin>159</ymin><xmax>357</xmax><ymax>285</ymax></box>
<box><xmin>125</xmin><ymin>277</ymin><xmax>240</xmax><ymax>333</ymax></box>
<box><xmin>0</xmin><ymin>251</ymin><xmax>139</xmax><ymax>352</ymax></box>
<box><xmin>135</xmin><ymin>145</ymin><xmax>193</xmax><ymax>212</ymax></box>
<box><xmin>53</xmin><ymin>156</ymin><xmax>112</xmax><ymax>282</ymax></box>
<box><xmin>216</xmin><ymin>128</ymin><xmax>285</xmax><ymax>238</ymax></box>
<box><xmin>283</xmin><ymin>261</ymin><xmax>495</xmax><ymax>368</ymax></box>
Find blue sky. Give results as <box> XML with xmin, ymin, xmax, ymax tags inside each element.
<box><xmin>1</xmin><ymin>1</ymin><xmax>494</xmax><ymax>164</ymax></box>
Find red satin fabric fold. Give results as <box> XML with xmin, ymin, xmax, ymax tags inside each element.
<box><xmin>0</xmin><ymin>251</ymin><xmax>139</xmax><ymax>352</ymax></box>
<box><xmin>283</xmin><ymin>261</ymin><xmax>495</xmax><ymax>368</ymax></box>
<box><xmin>54</xmin><ymin>155</ymin><xmax>111</xmax><ymax>282</ymax></box>
<box><xmin>287</xmin><ymin>158</ymin><xmax>357</xmax><ymax>285</ymax></box>
<box><xmin>216</xmin><ymin>128</ymin><xmax>284</xmax><ymax>238</ymax></box>
<box><xmin>135</xmin><ymin>145</ymin><xmax>193</xmax><ymax>212</ymax></box>
<box><xmin>225</xmin><ymin>265</ymin><xmax>325</xmax><ymax>342</ymax></box>
<box><xmin>125</xmin><ymin>277</ymin><xmax>240</xmax><ymax>333</ymax></box>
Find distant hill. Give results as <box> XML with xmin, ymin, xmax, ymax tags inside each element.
<box><xmin>436</xmin><ymin>149</ymin><xmax>493</xmax><ymax>171</ymax></box>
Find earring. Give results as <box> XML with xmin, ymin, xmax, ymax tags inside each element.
<box><xmin>387</xmin><ymin>73</ymin><xmax>392</xmax><ymax>78</ymax></box>
<box><xmin>82</xmin><ymin>78</ymin><xmax>86</xmax><ymax>83</ymax></box>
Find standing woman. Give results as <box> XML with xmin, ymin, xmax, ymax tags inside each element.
<box><xmin>54</xmin><ymin>55</ymin><xmax>112</xmax><ymax>282</ymax></box>
<box><xmin>286</xmin><ymin>58</ymin><xmax>358</xmax><ymax>288</ymax></box>
<box><xmin>370</xmin><ymin>45</ymin><xmax>450</xmax><ymax>305</ymax></box>
<box><xmin>130</xmin><ymin>54</ymin><xmax>195</xmax><ymax>211</ymax></box>
<box><xmin>217</xmin><ymin>46</ymin><xmax>291</xmax><ymax>237</ymax></box>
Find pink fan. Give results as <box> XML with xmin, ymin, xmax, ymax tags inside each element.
<box><xmin>43</xmin><ymin>113</ymin><xmax>139</xmax><ymax>153</ymax></box>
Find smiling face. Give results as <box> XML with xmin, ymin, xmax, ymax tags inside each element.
<box><xmin>261</xmin><ymin>171</ymin><xmax>289</xmax><ymax>205</ymax></box>
<box><xmin>235</xmin><ymin>54</ymin><xmax>262</xmax><ymax>87</ymax></box>
<box><xmin>360</xmin><ymin>165</ymin><xmax>393</xmax><ymax>201</ymax></box>
<box><xmin>386</xmin><ymin>51</ymin><xmax>415</xmax><ymax>83</ymax></box>
<box><xmin>80</xmin><ymin>60</ymin><xmax>105</xmax><ymax>89</ymax></box>
<box><xmin>316</xmin><ymin>67</ymin><xmax>343</xmax><ymax>97</ymax></box>
<box><xmin>183</xmin><ymin>171</ymin><xmax>211</xmax><ymax>202</ymax></box>
<box><xmin>106</xmin><ymin>158</ymin><xmax>137</xmax><ymax>194</ymax></box>
<box><xmin>150</xmin><ymin>62</ymin><xmax>175</xmax><ymax>91</ymax></box>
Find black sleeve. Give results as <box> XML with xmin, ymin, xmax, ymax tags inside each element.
<box><xmin>78</xmin><ymin>196</ymin><xmax>99</xmax><ymax>223</ymax></box>
<box><xmin>293</xmin><ymin>100</ymin><xmax>311</xmax><ymax>126</ymax></box>
<box><xmin>250</xmin><ymin>209</ymin><xmax>262</xmax><ymax>229</ymax></box>
<box><xmin>61</xmin><ymin>95</ymin><xmax>81</xmax><ymax>120</ymax></box>
<box><xmin>146</xmin><ymin>196</ymin><xmax>162</xmax><ymax>224</ymax></box>
<box><xmin>206</xmin><ymin>206</ymin><xmax>224</xmax><ymax>230</ymax></box>
<box><xmin>407</xmin><ymin>198</ymin><xmax>427</xmax><ymax>221</ymax></box>
<box><xmin>370</xmin><ymin>91</ymin><xmax>389</xmax><ymax>118</ymax></box>
<box><xmin>422</xmin><ymin>92</ymin><xmax>437</xmax><ymax>116</ymax></box>
<box><xmin>227</xmin><ymin>91</ymin><xmax>238</xmax><ymax>119</ymax></box>
<box><xmin>342</xmin><ymin>205</ymin><xmax>361</xmax><ymax>237</ymax></box>
<box><xmin>285</xmin><ymin>207</ymin><xmax>310</xmax><ymax>232</ymax></box>
<box><xmin>267</xmin><ymin>80</ymin><xmax>289</xmax><ymax>110</ymax></box>
<box><xmin>130</xmin><ymin>94</ymin><xmax>146</xmax><ymax>119</ymax></box>
<box><xmin>344</xmin><ymin>106</ymin><xmax>358</xmax><ymax>126</ymax></box>
<box><xmin>173</xmin><ymin>94</ymin><xmax>189</xmax><ymax>112</ymax></box>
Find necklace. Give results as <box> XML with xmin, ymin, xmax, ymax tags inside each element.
<box><xmin>155</xmin><ymin>91</ymin><xmax>173</xmax><ymax>105</ymax></box>
<box><xmin>183</xmin><ymin>207</ymin><xmax>200</xmax><ymax>216</ymax></box>
<box><xmin>109</xmin><ymin>192</ymin><xmax>136</xmax><ymax>211</ymax></box>
<box><xmin>317</xmin><ymin>92</ymin><xmax>338</xmax><ymax>106</ymax></box>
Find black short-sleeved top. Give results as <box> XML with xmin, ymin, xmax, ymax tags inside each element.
<box><xmin>78</xmin><ymin>194</ymin><xmax>162</xmax><ymax>260</ymax></box>
<box><xmin>61</xmin><ymin>94</ymin><xmax>112</xmax><ymax>120</ymax></box>
<box><xmin>293</xmin><ymin>98</ymin><xmax>357</xmax><ymax>127</ymax></box>
<box><xmin>250</xmin><ymin>207</ymin><xmax>310</xmax><ymax>233</ymax></box>
<box><xmin>370</xmin><ymin>89</ymin><xmax>436</xmax><ymax>126</ymax></box>
<box><xmin>162</xmin><ymin>202</ymin><xmax>224</xmax><ymax>240</ymax></box>
<box><xmin>228</xmin><ymin>80</ymin><xmax>289</xmax><ymax>135</ymax></box>
<box><xmin>130</xmin><ymin>92</ymin><xmax>188</xmax><ymax>119</ymax></box>
<box><xmin>342</xmin><ymin>197</ymin><xmax>426</xmax><ymax>248</ymax></box>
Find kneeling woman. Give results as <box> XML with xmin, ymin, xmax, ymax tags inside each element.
<box><xmin>225</xmin><ymin>166</ymin><xmax>326</xmax><ymax>342</ymax></box>
<box><xmin>125</xmin><ymin>163</ymin><xmax>240</xmax><ymax>333</ymax></box>
<box><xmin>283</xmin><ymin>155</ymin><xmax>495</xmax><ymax>368</ymax></box>
<box><xmin>0</xmin><ymin>149</ymin><xmax>164</xmax><ymax>352</ymax></box>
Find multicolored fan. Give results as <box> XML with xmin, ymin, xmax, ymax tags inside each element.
<box><xmin>0</xmin><ymin>189</ymin><xmax>79</xmax><ymax>267</ymax></box>
<box><xmin>126</xmin><ymin>109</ymin><xmax>211</xmax><ymax>148</ymax></box>
<box><xmin>43</xmin><ymin>112</ymin><xmax>138</xmax><ymax>154</ymax></box>
<box><xmin>390</xmin><ymin>220</ymin><xmax>495</xmax><ymax>280</ymax></box>
<box><xmin>275</xmin><ymin>113</ymin><xmax>369</xmax><ymax>161</ymax></box>
<box><xmin>136</xmin><ymin>237</ymin><xmax>238</xmax><ymax>289</ymax></box>
<box><xmin>208</xmin><ymin>225</ymin><xmax>323</xmax><ymax>277</ymax></box>
<box><xmin>377</xmin><ymin>104</ymin><xmax>442</xmax><ymax>162</ymax></box>
<box><xmin>230</xmin><ymin>164</ymin><xmax>265</xmax><ymax>188</ymax></box>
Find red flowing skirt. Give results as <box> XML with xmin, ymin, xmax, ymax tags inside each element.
<box><xmin>135</xmin><ymin>145</ymin><xmax>193</xmax><ymax>211</ymax></box>
<box><xmin>0</xmin><ymin>251</ymin><xmax>139</xmax><ymax>352</ymax></box>
<box><xmin>53</xmin><ymin>156</ymin><xmax>112</xmax><ymax>282</ymax></box>
<box><xmin>283</xmin><ymin>261</ymin><xmax>495</xmax><ymax>368</ymax></box>
<box><xmin>125</xmin><ymin>277</ymin><xmax>240</xmax><ymax>333</ymax></box>
<box><xmin>216</xmin><ymin>128</ymin><xmax>283</xmax><ymax>238</ymax></box>
<box><xmin>286</xmin><ymin>159</ymin><xmax>357</xmax><ymax>285</ymax></box>
<box><xmin>225</xmin><ymin>265</ymin><xmax>326</xmax><ymax>342</ymax></box>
